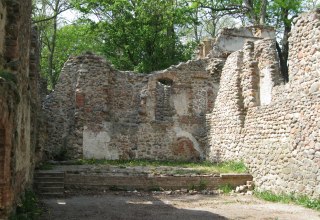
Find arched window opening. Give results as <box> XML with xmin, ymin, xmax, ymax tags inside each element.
<box><xmin>155</xmin><ymin>78</ymin><xmax>174</xmax><ymax>121</ymax></box>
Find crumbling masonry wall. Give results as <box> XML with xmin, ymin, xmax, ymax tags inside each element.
<box><xmin>45</xmin><ymin>26</ymin><xmax>275</xmax><ymax>161</ymax></box>
<box><xmin>45</xmin><ymin>56</ymin><xmax>221</xmax><ymax>161</ymax></box>
<box><xmin>45</xmin><ymin>11</ymin><xmax>319</xmax><ymax>198</ymax></box>
<box><xmin>0</xmin><ymin>0</ymin><xmax>43</xmax><ymax>217</ymax></box>
<box><xmin>208</xmin><ymin>10</ymin><xmax>320</xmax><ymax>197</ymax></box>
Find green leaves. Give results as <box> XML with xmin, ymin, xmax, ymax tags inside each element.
<box><xmin>33</xmin><ymin>0</ymin><xmax>313</xmax><ymax>89</ymax></box>
<box><xmin>72</xmin><ymin>0</ymin><xmax>195</xmax><ymax>73</ymax></box>
<box><xmin>40</xmin><ymin>22</ymin><xmax>103</xmax><ymax>89</ymax></box>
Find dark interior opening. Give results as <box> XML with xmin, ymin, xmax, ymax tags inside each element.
<box><xmin>158</xmin><ymin>78</ymin><xmax>173</xmax><ymax>86</ymax></box>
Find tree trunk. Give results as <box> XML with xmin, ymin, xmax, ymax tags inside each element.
<box><xmin>193</xmin><ymin>7</ymin><xmax>200</xmax><ymax>42</ymax></box>
<box><xmin>259</xmin><ymin>0</ymin><xmax>268</xmax><ymax>25</ymax></box>
<box><xmin>276</xmin><ymin>41</ymin><xmax>288</xmax><ymax>82</ymax></box>
<box><xmin>243</xmin><ymin>0</ymin><xmax>257</xmax><ymax>24</ymax></box>
<box><xmin>48</xmin><ymin>0</ymin><xmax>59</xmax><ymax>89</ymax></box>
<box><xmin>280</xmin><ymin>8</ymin><xmax>291</xmax><ymax>82</ymax></box>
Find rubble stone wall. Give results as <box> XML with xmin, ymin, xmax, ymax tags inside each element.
<box><xmin>208</xmin><ymin>10</ymin><xmax>320</xmax><ymax>197</ymax></box>
<box><xmin>0</xmin><ymin>0</ymin><xmax>43</xmax><ymax>217</ymax></box>
<box><xmin>45</xmin><ymin>10</ymin><xmax>319</xmax><ymax>198</ymax></box>
<box><xmin>45</xmin><ymin>56</ymin><xmax>222</xmax><ymax>161</ymax></box>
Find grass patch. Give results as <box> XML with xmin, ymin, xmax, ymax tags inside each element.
<box><xmin>189</xmin><ymin>179</ymin><xmax>208</xmax><ymax>191</ymax></box>
<box><xmin>37</xmin><ymin>162</ymin><xmax>54</xmax><ymax>170</ymax></box>
<box><xmin>172</xmin><ymin>169</ymin><xmax>206</xmax><ymax>175</ymax></box>
<box><xmin>73</xmin><ymin>159</ymin><xmax>248</xmax><ymax>174</ymax></box>
<box><xmin>10</xmin><ymin>190</ymin><xmax>42</xmax><ymax>220</ymax></box>
<box><xmin>197</xmin><ymin>179</ymin><xmax>208</xmax><ymax>190</ymax></box>
<box><xmin>218</xmin><ymin>184</ymin><xmax>234</xmax><ymax>194</ymax></box>
<box><xmin>255</xmin><ymin>191</ymin><xmax>320</xmax><ymax>211</ymax></box>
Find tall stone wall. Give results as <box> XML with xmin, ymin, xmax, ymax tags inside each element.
<box><xmin>45</xmin><ymin>55</ymin><xmax>222</xmax><ymax>161</ymax></box>
<box><xmin>208</xmin><ymin>10</ymin><xmax>320</xmax><ymax>197</ymax></box>
<box><xmin>45</xmin><ymin>10</ymin><xmax>319</xmax><ymax>198</ymax></box>
<box><xmin>0</xmin><ymin>0</ymin><xmax>43</xmax><ymax>218</ymax></box>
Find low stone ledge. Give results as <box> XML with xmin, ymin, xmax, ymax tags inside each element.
<box><xmin>64</xmin><ymin>173</ymin><xmax>253</xmax><ymax>191</ymax></box>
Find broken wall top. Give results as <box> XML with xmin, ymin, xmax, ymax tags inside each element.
<box><xmin>204</xmin><ymin>26</ymin><xmax>275</xmax><ymax>59</ymax></box>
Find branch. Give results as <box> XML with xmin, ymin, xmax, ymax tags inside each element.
<box><xmin>32</xmin><ymin>5</ymin><xmax>73</xmax><ymax>24</ymax></box>
<box><xmin>198</xmin><ymin>3</ymin><xmax>250</xmax><ymax>12</ymax></box>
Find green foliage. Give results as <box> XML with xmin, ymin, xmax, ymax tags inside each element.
<box><xmin>37</xmin><ymin>162</ymin><xmax>54</xmax><ymax>170</ymax></box>
<box><xmin>0</xmin><ymin>70</ymin><xmax>17</xmax><ymax>84</ymax></box>
<box><xmin>197</xmin><ymin>179</ymin><xmax>208</xmax><ymax>190</ymax></box>
<box><xmin>188</xmin><ymin>179</ymin><xmax>207</xmax><ymax>191</ymax></box>
<box><xmin>218</xmin><ymin>184</ymin><xmax>234</xmax><ymax>194</ymax></box>
<box><xmin>269</xmin><ymin>0</ymin><xmax>304</xmax><ymax>27</ymax></box>
<box><xmin>10</xmin><ymin>190</ymin><xmax>42</xmax><ymax>220</ymax></box>
<box><xmin>296</xmin><ymin>195</ymin><xmax>320</xmax><ymax>210</ymax></box>
<box><xmin>215</xmin><ymin>160</ymin><xmax>248</xmax><ymax>173</ymax></box>
<box><xmin>40</xmin><ymin>22</ymin><xmax>103</xmax><ymax>90</ymax></box>
<box><xmin>255</xmin><ymin>191</ymin><xmax>320</xmax><ymax>211</ymax></box>
<box><xmin>33</xmin><ymin>0</ymin><xmax>313</xmax><ymax>89</ymax></box>
<box><xmin>72</xmin><ymin>0</ymin><xmax>195</xmax><ymax>73</ymax></box>
<box><xmin>32</xmin><ymin>0</ymin><xmax>72</xmax><ymax>90</ymax></box>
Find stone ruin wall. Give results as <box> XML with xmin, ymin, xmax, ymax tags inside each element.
<box><xmin>45</xmin><ymin>10</ymin><xmax>319</xmax><ymax>198</ymax></box>
<box><xmin>208</xmin><ymin>10</ymin><xmax>320</xmax><ymax>198</ymax></box>
<box><xmin>45</xmin><ymin>26</ymin><xmax>275</xmax><ymax>162</ymax></box>
<box><xmin>45</xmin><ymin>55</ymin><xmax>222</xmax><ymax>161</ymax></box>
<box><xmin>0</xmin><ymin>0</ymin><xmax>43</xmax><ymax>217</ymax></box>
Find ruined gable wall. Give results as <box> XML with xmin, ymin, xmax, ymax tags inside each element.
<box><xmin>45</xmin><ymin>54</ymin><xmax>97</xmax><ymax>158</ymax></box>
<box><xmin>0</xmin><ymin>0</ymin><xmax>43</xmax><ymax>217</ymax></box>
<box><xmin>45</xmin><ymin>55</ymin><xmax>221</xmax><ymax>161</ymax></box>
<box><xmin>208</xmin><ymin>10</ymin><xmax>320</xmax><ymax>197</ymax></box>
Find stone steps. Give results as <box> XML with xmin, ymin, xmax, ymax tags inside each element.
<box><xmin>34</xmin><ymin>171</ymin><xmax>65</xmax><ymax>197</ymax></box>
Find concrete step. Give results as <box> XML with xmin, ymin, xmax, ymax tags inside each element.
<box><xmin>35</xmin><ymin>172</ymin><xmax>65</xmax><ymax>178</ymax></box>
<box><xmin>34</xmin><ymin>182</ymin><xmax>64</xmax><ymax>188</ymax></box>
<box><xmin>34</xmin><ymin>171</ymin><xmax>65</xmax><ymax>197</ymax></box>
<box><xmin>34</xmin><ymin>177</ymin><xmax>64</xmax><ymax>182</ymax></box>
<box><xmin>39</xmin><ymin>192</ymin><xmax>64</xmax><ymax>198</ymax></box>
<box><xmin>38</xmin><ymin>186</ymin><xmax>64</xmax><ymax>193</ymax></box>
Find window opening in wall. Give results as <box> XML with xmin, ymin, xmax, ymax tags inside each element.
<box><xmin>259</xmin><ymin>67</ymin><xmax>273</xmax><ymax>106</ymax></box>
<box><xmin>155</xmin><ymin>78</ymin><xmax>174</xmax><ymax>121</ymax></box>
<box><xmin>158</xmin><ymin>78</ymin><xmax>173</xmax><ymax>86</ymax></box>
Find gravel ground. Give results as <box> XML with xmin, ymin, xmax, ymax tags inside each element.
<box><xmin>40</xmin><ymin>191</ymin><xmax>320</xmax><ymax>220</ymax></box>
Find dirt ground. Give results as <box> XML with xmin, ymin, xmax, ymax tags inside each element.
<box><xmin>40</xmin><ymin>191</ymin><xmax>320</xmax><ymax>220</ymax></box>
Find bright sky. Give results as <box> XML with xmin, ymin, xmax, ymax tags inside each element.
<box><xmin>59</xmin><ymin>1</ymin><xmax>320</xmax><ymax>26</ymax></box>
<box><xmin>59</xmin><ymin>9</ymin><xmax>80</xmax><ymax>25</ymax></box>
<box><xmin>59</xmin><ymin>9</ymin><xmax>99</xmax><ymax>26</ymax></box>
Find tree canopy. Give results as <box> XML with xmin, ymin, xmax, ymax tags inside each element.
<box><xmin>32</xmin><ymin>0</ymin><xmax>320</xmax><ymax>89</ymax></box>
<box><xmin>71</xmin><ymin>0</ymin><xmax>196</xmax><ymax>73</ymax></box>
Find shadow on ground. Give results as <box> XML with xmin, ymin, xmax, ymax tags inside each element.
<box><xmin>40</xmin><ymin>193</ymin><xmax>227</xmax><ymax>220</ymax></box>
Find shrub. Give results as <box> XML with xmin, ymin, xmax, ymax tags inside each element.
<box><xmin>10</xmin><ymin>190</ymin><xmax>42</xmax><ymax>220</ymax></box>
